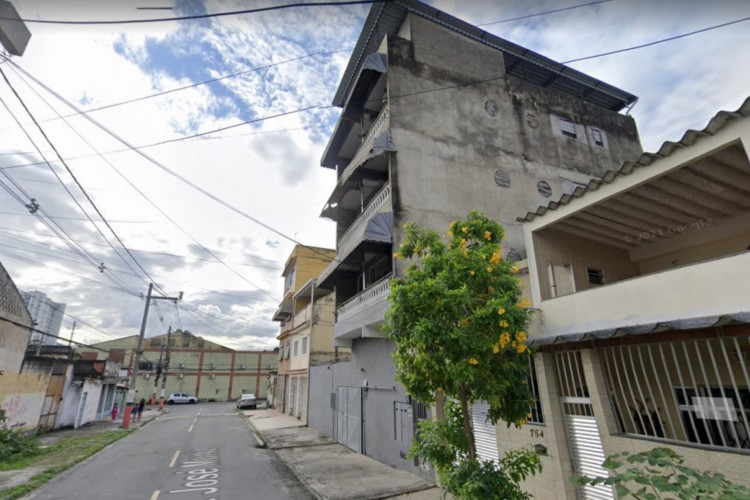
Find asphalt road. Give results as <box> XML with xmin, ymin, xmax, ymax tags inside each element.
<box><xmin>27</xmin><ymin>402</ymin><xmax>311</xmax><ymax>500</ymax></box>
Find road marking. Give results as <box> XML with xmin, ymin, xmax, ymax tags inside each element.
<box><xmin>150</xmin><ymin>491</ymin><xmax>160</xmax><ymax>500</ymax></box>
<box><xmin>169</xmin><ymin>450</ymin><xmax>180</xmax><ymax>468</ymax></box>
<box><xmin>193</xmin><ymin>417</ymin><xmax>198</xmax><ymax>423</ymax></box>
<box><xmin>188</xmin><ymin>425</ymin><xmax>194</xmax><ymax>433</ymax></box>
<box><xmin>169</xmin><ymin>449</ymin><xmax>220</xmax><ymax>495</ymax></box>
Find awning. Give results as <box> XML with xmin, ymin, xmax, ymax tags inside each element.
<box><xmin>532</xmin><ymin>311</ymin><xmax>750</xmax><ymax>346</ymax></box>
<box><xmin>272</xmin><ymin>300</ymin><xmax>293</xmax><ymax>322</ymax></box>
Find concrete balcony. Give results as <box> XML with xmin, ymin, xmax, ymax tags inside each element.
<box><xmin>292</xmin><ymin>303</ymin><xmax>313</xmax><ymax>331</ymax></box>
<box><xmin>339</xmin><ymin>104</ymin><xmax>390</xmax><ymax>186</ymax></box>
<box><xmin>339</xmin><ymin>182</ymin><xmax>391</xmax><ymax>258</ymax></box>
<box><xmin>537</xmin><ymin>252</ymin><xmax>750</xmax><ymax>341</ymax></box>
<box><xmin>334</xmin><ymin>274</ymin><xmax>392</xmax><ymax>347</ymax></box>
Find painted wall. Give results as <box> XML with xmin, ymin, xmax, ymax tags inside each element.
<box><xmin>0</xmin><ymin>371</ymin><xmax>47</xmax><ymax>429</ymax></box>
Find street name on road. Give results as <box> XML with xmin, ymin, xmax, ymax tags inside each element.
<box><xmin>168</xmin><ymin>448</ymin><xmax>221</xmax><ymax>497</ymax></box>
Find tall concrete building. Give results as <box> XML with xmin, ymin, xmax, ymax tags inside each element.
<box><xmin>20</xmin><ymin>290</ymin><xmax>65</xmax><ymax>345</ymax></box>
<box><xmin>307</xmin><ymin>0</ymin><xmax>642</xmax><ymax>480</ymax></box>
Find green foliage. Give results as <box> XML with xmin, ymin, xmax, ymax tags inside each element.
<box><xmin>412</xmin><ymin>403</ymin><xmax>542</xmax><ymax>500</ymax></box>
<box><xmin>573</xmin><ymin>447</ymin><xmax>750</xmax><ymax>499</ymax></box>
<box><xmin>385</xmin><ymin>211</ymin><xmax>534</xmax><ymax>426</ymax></box>
<box><xmin>0</xmin><ymin>427</ymin><xmax>40</xmax><ymax>463</ymax></box>
<box><xmin>385</xmin><ymin>212</ymin><xmax>542</xmax><ymax>498</ymax></box>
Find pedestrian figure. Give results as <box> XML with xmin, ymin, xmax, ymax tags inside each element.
<box><xmin>131</xmin><ymin>404</ymin><xmax>138</xmax><ymax>418</ymax></box>
<box><xmin>111</xmin><ymin>403</ymin><xmax>119</xmax><ymax>420</ymax></box>
<box><xmin>137</xmin><ymin>398</ymin><xmax>146</xmax><ymax>421</ymax></box>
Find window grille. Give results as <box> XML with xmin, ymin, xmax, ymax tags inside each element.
<box><xmin>601</xmin><ymin>334</ymin><xmax>750</xmax><ymax>452</ymax></box>
<box><xmin>591</xmin><ymin>128</ymin><xmax>604</xmax><ymax>146</ymax></box>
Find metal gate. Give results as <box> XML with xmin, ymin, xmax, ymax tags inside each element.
<box><xmin>555</xmin><ymin>351</ymin><xmax>613</xmax><ymax>500</ymax></box>
<box><xmin>289</xmin><ymin>376</ymin><xmax>298</xmax><ymax>416</ymax></box>
<box><xmin>298</xmin><ymin>376</ymin><xmax>308</xmax><ymax>422</ymax></box>
<box><xmin>38</xmin><ymin>374</ymin><xmax>65</xmax><ymax>429</ymax></box>
<box><xmin>471</xmin><ymin>401</ymin><xmax>499</xmax><ymax>464</ymax></box>
<box><xmin>336</xmin><ymin>386</ymin><xmax>363</xmax><ymax>453</ymax></box>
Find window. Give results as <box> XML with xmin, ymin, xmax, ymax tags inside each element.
<box><xmin>293</xmin><ymin>340</ymin><xmax>299</xmax><ymax>357</ymax></box>
<box><xmin>587</xmin><ymin>267</ymin><xmax>605</xmax><ymax>285</ymax></box>
<box><xmin>138</xmin><ymin>361</ymin><xmax>154</xmax><ymax>371</ymax></box>
<box><xmin>591</xmin><ymin>128</ymin><xmax>604</xmax><ymax>146</ymax></box>
<box><xmin>601</xmin><ymin>336</ymin><xmax>750</xmax><ymax>451</ymax></box>
<box><xmin>548</xmin><ymin>262</ymin><xmax>575</xmax><ymax>298</ymax></box>
<box><xmin>560</xmin><ymin>119</ymin><xmax>577</xmax><ymax>138</ymax></box>
<box><xmin>301</xmin><ymin>336</ymin><xmax>308</xmax><ymax>355</ymax></box>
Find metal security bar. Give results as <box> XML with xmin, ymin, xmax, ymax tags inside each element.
<box><xmin>528</xmin><ymin>356</ymin><xmax>545</xmax><ymax>424</ymax></box>
<box><xmin>601</xmin><ymin>333</ymin><xmax>750</xmax><ymax>452</ymax></box>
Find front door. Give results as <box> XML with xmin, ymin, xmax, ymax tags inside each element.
<box><xmin>336</xmin><ymin>386</ymin><xmax>363</xmax><ymax>453</ymax></box>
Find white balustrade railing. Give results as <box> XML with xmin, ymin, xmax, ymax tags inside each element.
<box><xmin>336</xmin><ymin>181</ymin><xmax>391</xmax><ymax>260</ymax></box>
<box><xmin>337</xmin><ymin>274</ymin><xmax>392</xmax><ymax>321</ymax></box>
<box><xmin>340</xmin><ymin>104</ymin><xmax>390</xmax><ymax>184</ymax></box>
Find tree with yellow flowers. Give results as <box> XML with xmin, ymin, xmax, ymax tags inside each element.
<box><xmin>384</xmin><ymin>211</ymin><xmax>541</xmax><ymax>499</ymax></box>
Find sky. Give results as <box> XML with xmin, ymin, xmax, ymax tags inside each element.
<box><xmin>1</xmin><ymin>0</ymin><xmax>748</xmax><ymax>350</ymax></box>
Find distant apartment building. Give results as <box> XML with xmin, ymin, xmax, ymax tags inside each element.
<box><xmin>272</xmin><ymin>245</ymin><xmax>338</xmax><ymax>422</ymax></box>
<box><xmin>308</xmin><ymin>0</ymin><xmax>643</xmax><ymax>479</ymax></box>
<box><xmin>20</xmin><ymin>290</ymin><xmax>65</xmax><ymax>345</ymax></box>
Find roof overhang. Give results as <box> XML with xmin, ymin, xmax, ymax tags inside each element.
<box><xmin>532</xmin><ymin>311</ymin><xmax>750</xmax><ymax>347</ymax></box>
<box><xmin>333</xmin><ymin>0</ymin><xmax>636</xmax><ymax>111</ymax></box>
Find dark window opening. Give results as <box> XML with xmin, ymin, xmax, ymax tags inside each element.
<box><xmin>587</xmin><ymin>267</ymin><xmax>605</xmax><ymax>285</ymax></box>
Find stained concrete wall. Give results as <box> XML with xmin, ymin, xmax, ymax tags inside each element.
<box><xmin>388</xmin><ymin>16</ymin><xmax>642</xmax><ymax>261</ymax></box>
<box><xmin>0</xmin><ymin>263</ymin><xmax>32</xmax><ymax>374</ymax></box>
<box><xmin>0</xmin><ymin>371</ymin><xmax>47</xmax><ymax>429</ymax></box>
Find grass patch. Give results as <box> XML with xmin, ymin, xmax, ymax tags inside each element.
<box><xmin>0</xmin><ymin>430</ymin><xmax>131</xmax><ymax>500</ymax></box>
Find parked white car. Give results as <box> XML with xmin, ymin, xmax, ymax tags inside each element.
<box><xmin>167</xmin><ymin>392</ymin><xmax>198</xmax><ymax>404</ymax></box>
<box><xmin>236</xmin><ymin>393</ymin><xmax>257</xmax><ymax>409</ymax></box>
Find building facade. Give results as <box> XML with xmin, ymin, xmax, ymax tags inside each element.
<box><xmin>20</xmin><ymin>290</ymin><xmax>65</xmax><ymax>345</ymax></box>
<box><xmin>512</xmin><ymin>99</ymin><xmax>750</xmax><ymax>498</ymax></box>
<box><xmin>78</xmin><ymin>331</ymin><xmax>278</xmax><ymax>403</ymax></box>
<box><xmin>272</xmin><ymin>245</ymin><xmax>337</xmax><ymax>422</ymax></box>
<box><xmin>309</xmin><ymin>0</ymin><xmax>643</xmax><ymax>479</ymax></box>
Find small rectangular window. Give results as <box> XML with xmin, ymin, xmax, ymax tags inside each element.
<box><xmin>587</xmin><ymin>267</ymin><xmax>605</xmax><ymax>285</ymax></box>
<box><xmin>293</xmin><ymin>340</ymin><xmax>299</xmax><ymax>356</ymax></box>
<box><xmin>591</xmin><ymin>128</ymin><xmax>604</xmax><ymax>146</ymax></box>
<box><xmin>560</xmin><ymin>119</ymin><xmax>577</xmax><ymax>138</ymax></box>
<box><xmin>302</xmin><ymin>337</ymin><xmax>308</xmax><ymax>355</ymax></box>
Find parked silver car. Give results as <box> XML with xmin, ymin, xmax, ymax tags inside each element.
<box><xmin>236</xmin><ymin>393</ymin><xmax>257</xmax><ymax>409</ymax></box>
<box><xmin>167</xmin><ymin>392</ymin><xmax>198</xmax><ymax>404</ymax></box>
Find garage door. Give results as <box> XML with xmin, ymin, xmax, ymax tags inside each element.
<box><xmin>471</xmin><ymin>401</ymin><xmax>499</xmax><ymax>464</ymax></box>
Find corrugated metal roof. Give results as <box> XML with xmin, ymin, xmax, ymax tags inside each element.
<box><xmin>517</xmin><ymin>96</ymin><xmax>750</xmax><ymax>225</ymax></box>
<box><xmin>333</xmin><ymin>0</ymin><xmax>637</xmax><ymax>111</ymax></box>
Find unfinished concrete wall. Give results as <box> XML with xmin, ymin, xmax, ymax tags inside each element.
<box><xmin>387</xmin><ymin>16</ymin><xmax>642</xmax><ymax>261</ymax></box>
<box><xmin>0</xmin><ymin>263</ymin><xmax>32</xmax><ymax>374</ymax></box>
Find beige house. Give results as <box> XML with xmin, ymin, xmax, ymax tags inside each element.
<box><xmin>490</xmin><ymin>98</ymin><xmax>750</xmax><ymax>499</ymax></box>
<box><xmin>272</xmin><ymin>245</ymin><xmax>337</xmax><ymax>422</ymax></box>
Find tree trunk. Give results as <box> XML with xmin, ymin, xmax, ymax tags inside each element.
<box><xmin>459</xmin><ymin>382</ymin><xmax>476</xmax><ymax>462</ymax></box>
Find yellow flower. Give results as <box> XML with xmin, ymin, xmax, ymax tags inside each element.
<box><xmin>499</xmin><ymin>332</ymin><xmax>511</xmax><ymax>348</ymax></box>
<box><xmin>484</xmin><ymin>230</ymin><xmax>492</xmax><ymax>240</ymax></box>
<box><xmin>460</xmin><ymin>238</ymin><xmax>467</xmax><ymax>247</ymax></box>
<box><xmin>488</xmin><ymin>286</ymin><xmax>495</xmax><ymax>293</ymax></box>
<box><xmin>511</xmin><ymin>265</ymin><xmax>519</xmax><ymax>274</ymax></box>
<box><xmin>490</xmin><ymin>252</ymin><xmax>501</xmax><ymax>265</ymax></box>
<box><xmin>462</xmin><ymin>226</ymin><xmax>469</xmax><ymax>234</ymax></box>
<box><xmin>469</xmin><ymin>270</ymin><xmax>475</xmax><ymax>276</ymax></box>
<box><xmin>486</xmin><ymin>266</ymin><xmax>493</xmax><ymax>273</ymax></box>
<box><xmin>449</xmin><ymin>222</ymin><xmax>455</xmax><ymax>230</ymax></box>
<box><xmin>447</xmin><ymin>231</ymin><xmax>453</xmax><ymax>238</ymax></box>
<box><xmin>403</xmin><ymin>223</ymin><xmax>408</xmax><ymax>229</ymax></box>
<box><xmin>515</xmin><ymin>343</ymin><xmax>527</xmax><ymax>354</ymax></box>
<box><xmin>393</xmin><ymin>252</ymin><xmax>402</xmax><ymax>260</ymax></box>
<box><xmin>459</xmin><ymin>318</ymin><xmax>469</xmax><ymax>327</ymax></box>
<box><xmin>414</xmin><ymin>247</ymin><xmax>419</xmax><ymax>253</ymax></box>
<box><xmin>500</xmin><ymin>320</ymin><xmax>509</xmax><ymax>328</ymax></box>
<box><xmin>468</xmin><ymin>358</ymin><xmax>479</xmax><ymax>365</ymax></box>
<box><xmin>492</xmin><ymin>343</ymin><xmax>500</xmax><ymax>354</ymax></box>
<box><xmin>497</xmin><ymin>307</ymin><xmax>506</xmax><ymax>315</ymax></box>
<box><xmin>516</xmin><ymin>331</ymin><xmax>528</xmax><ymax>343</ymax></box>
<box><xmin>518</xmin><ymin>297</ymin><xmax>532</xmax><ymax>308</ymax></box>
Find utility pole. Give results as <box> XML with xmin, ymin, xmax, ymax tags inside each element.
<box><xmin>122</xmin><ymin>284</ymin><xmax>182</xmax><ymax>429</ymax></box>
<box><xmin>67</xmin><ymin>321</ymin><xmax>77</xmax><ymax>361</ymax></box>
<box><xmin>158</xmin><ymin>326</ymin><xmax>172</xmax><ymax>411</ymax></box>
<box><xmin>152</xmin><ymin>336</ymin><xmax>166</xmax><ymax>405</ymax></box>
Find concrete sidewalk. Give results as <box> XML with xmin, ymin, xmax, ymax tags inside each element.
<box><xmin>242</xmin><ymin>408</ymin><xmax>446</xmax><ymax>500</ymax></box>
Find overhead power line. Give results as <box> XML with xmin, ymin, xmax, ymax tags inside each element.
<box><xmin>477</xmin><ymin>0</ymin><xmax>612</xmax><ymax>27</ymax></box>
<box><xmin>2</xmin><ymin>0</ymin><xmax>382</xmax><ymax>25</ymax></box>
